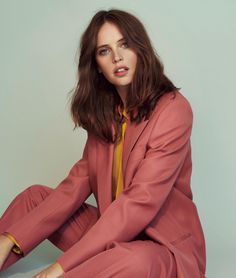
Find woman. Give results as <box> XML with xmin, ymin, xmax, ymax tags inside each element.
<box><xmin>0</xmin><ymin>9</ymin><xmax>206</xmax><ymax>278</ymax></box>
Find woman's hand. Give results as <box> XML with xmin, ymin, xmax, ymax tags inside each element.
<box><xmin>0</xmin><ymin>234</ymin><xmax>14</xmax><ymax>270</ymax></box>
<box><xmin>32</xmin><ymin>262</ymin><xmax>65</xmax><ymax>278</ymax></box>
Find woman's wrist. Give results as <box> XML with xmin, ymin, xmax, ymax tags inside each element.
<box><xmin>0</xmin><ymin>234</ymin><xmax>14</xmax><ymax>249</ymax></box>
<box><xmin>0</xmin><ymin>234</ymin><xmax>15</xmax><ymax>270</ymax></box>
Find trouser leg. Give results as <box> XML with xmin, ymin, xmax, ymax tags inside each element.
<box><xmin>0</xmin><ymin>184</ymin><xmax>98</xmax><ymax>271</ymax></box>
<box><xmin>48</xmin><ymin>198</ymin><xmax>98</xmax><ymax>252</ymax></box>
<box><xmin>61</xmin><ymin>240</ymin><xmax>177</xmax><ymax>278</ymax></box>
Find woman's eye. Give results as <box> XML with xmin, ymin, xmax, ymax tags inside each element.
<box><xmin>98</xmin><ymin>49</ymin><xmax>108</xmax><ymax>55</ymax></box>
<box><xmin>121</xmin><ymin>42</ymin><xmax>128</xmax><ymax>48</ymax></box>
<box><xmin>98</xmin><ymin>48</ymin><xmax>111</xmax><ymax>56</ymax></box>
<box><xmin>98</xmin><ymin>42</ymin><xmax>128</xmax><ymax>56</ymax></box>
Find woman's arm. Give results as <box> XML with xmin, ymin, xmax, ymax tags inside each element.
<box><xmin>56</xmin><ymin>97</ymin><xmax>193</xmax><ymax>273</ymax></box>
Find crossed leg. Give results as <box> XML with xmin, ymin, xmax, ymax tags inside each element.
<box><xmin>0</xmin><ymin>185</ymin><xmax>177</xmax><ymax>277</ymax></box>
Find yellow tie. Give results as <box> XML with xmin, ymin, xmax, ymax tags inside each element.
<box><xmin>112</xmin><ymin>112</ymin><xmax>127</xmax><ymax>200</ymax></box>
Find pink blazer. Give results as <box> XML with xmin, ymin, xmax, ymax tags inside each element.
<box><xmin>6</xmin><ymin>91</ymin><xmax>206</xmax><ymax>277</ymax></box>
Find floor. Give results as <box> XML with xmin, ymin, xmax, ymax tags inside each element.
<box><xmin>0</xmin><ymin>241</ymin><xmax>62</xmax><ymax>278</ymax></box>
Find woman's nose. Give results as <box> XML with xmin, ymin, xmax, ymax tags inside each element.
<box><xmin>112</xmin><ymin>50</ymin><xmax>123</xmax><ymax>63</ymax></box>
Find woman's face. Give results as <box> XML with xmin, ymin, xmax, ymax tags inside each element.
<box><xmin>95</xmin><ymin>22</ymin><xmax>137</xmax><ymax>96</ymax></box>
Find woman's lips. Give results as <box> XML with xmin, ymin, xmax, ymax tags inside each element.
<box><xmin>114</xmin><ymin>68</ymin><xmax>129</xmax><ymax>77</ymax></box>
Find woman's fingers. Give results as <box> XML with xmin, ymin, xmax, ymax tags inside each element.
<box><xmin>32</xmin><ymin>262</ymin><xmax>64</xmax><ymax>278</ymax></box>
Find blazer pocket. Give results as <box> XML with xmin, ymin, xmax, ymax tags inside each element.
<box><xmin>149</xmin><ymin>210</ymin><xmax>189</xmax><ymax>245</ymax></box>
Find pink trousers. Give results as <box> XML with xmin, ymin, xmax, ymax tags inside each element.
<box><xmin>0</xmin><ymin>185</ymin><xmax>177</xmax><ymax>277</ymax></box>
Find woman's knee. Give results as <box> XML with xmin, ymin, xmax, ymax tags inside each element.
<box><xmin>123</xmin><ymin>244</ymin><xmax>153</xmax><ymax>276</ymax></box>
<box><xmin>20</xmin><ymin>184</ymin><xmax>53</xmax><ymax>205</ymax></box>
<box><xmin>117</xmin><ymin>240</ymin><xmax>175</xmax><ymax>277</ymax></box>
<box><xmin>27</xmin><ymin>184</ymin><xmax>52</xmax><ymax>194</ymax></box>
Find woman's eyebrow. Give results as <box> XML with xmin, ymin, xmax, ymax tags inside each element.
<box><xmin>96</xmin><ymin>37</ymin><xmax>126</xmax><ymax>50</ymax></box>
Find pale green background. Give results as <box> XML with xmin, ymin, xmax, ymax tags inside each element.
<box><xmin>0</xmin><ymin>0</ymin><xmax>235</xmax><ymax>277</ymax></box>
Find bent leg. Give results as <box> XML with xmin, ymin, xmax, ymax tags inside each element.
<box><xmin>0</xmin><ymin>185</ymin><xmax>53</xmax><ymax>234</ymax></box>
<box><xmin>48</xmin><ymin>201</ymin><xmax>98</xmax><ymax>252</ymax></box>
<box><xmin>61</xmin><ymin>240</ymin><xmax>177</xmax><ymax>278</ymax></box>
<box><xmin>0</xmin><ymin>184</ymin><xmax>53</xmax><ymax>270</ymax></box>
<box><xmin>0</xmin><ymin>185</ymin><xmax>98</xmax><ymax>271</ymax></box>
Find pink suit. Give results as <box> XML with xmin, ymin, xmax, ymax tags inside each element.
<box><xmin>0</xmin><ymin>91</ymin><xmax>206</xmax><ymax>277</ymax></box>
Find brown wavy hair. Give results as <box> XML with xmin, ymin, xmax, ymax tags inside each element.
<box><xmin>70</xmin><ymin>9</ymin><xmax>178</xmax><ymax>144</ymax></box>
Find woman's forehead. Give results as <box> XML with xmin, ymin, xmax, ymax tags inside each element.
<box><xmin>96</xmin><ymin>22</ymin><xmax>124</xmax><ymax>45</ymax></box>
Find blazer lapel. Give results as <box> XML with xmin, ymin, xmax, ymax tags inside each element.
<box><xmin>122</xmin><ymin>118</ymin><xmax>149</xmax><ymax>179</ymax></box>
<box><xmin>96</xmin><ymin>118</ymin><xmax>149</xmax><ymax>214</ymax></box>
<box><xmin>122</xmin><ymin>92</ymin><xmax>173</xmax><ymax>176</ymax></box>
<box><xmin>96</xmin><ymin>130</ymin><xmax>114</xmax><ymax>215</ymax></box>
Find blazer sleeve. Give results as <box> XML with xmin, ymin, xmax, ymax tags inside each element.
<box><xmin>56</xmin><ymin>96</ymin><xmax>193</xmax><ymax>272</ymax></box>
<box><xmin>5</xmin><ymin>138</ymin><xmax>92</xmax><ymax>256</ymax></box>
